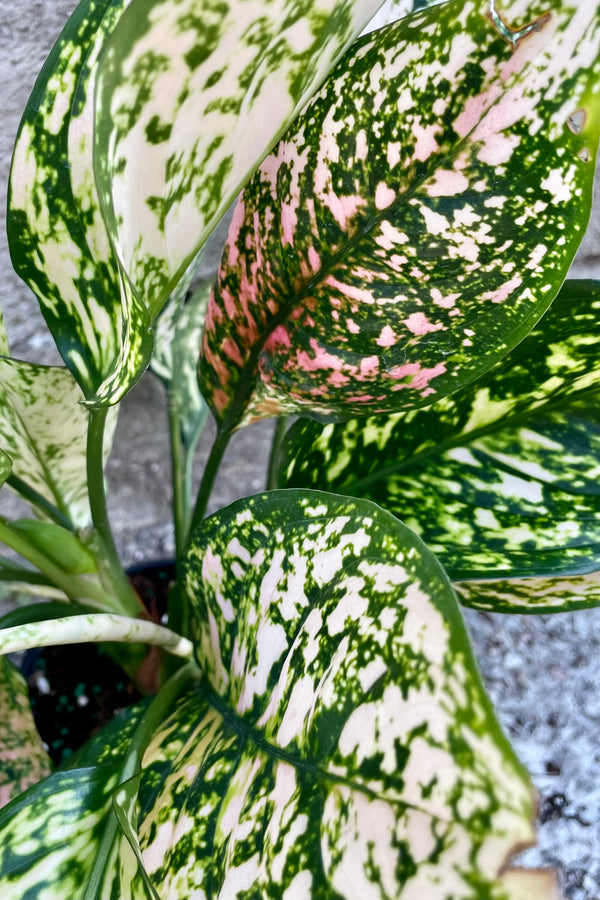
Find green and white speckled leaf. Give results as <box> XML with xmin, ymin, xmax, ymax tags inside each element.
<box><xmin>0</xmin><ymin>359</ymin><xmax>116</xmax><ymax>528</ymax></box>
<box><xmin>0</xmin><ymin>669</ymin><xmax>194</xmax><ymax>899</ymax></box>
<box><xmin>0</xmin><ymin>765</ymin><xmax>149</xmax><ymax>900</ymax></box>
<box><xmin>134</xmin><ymin>491</ymin><xmax>552</xmax><ymax>898</ymax></box>
<box><xmin>150</xmin><ymin>256</ymin><xmax>201</xmax><ymax>384</ymax></box>
<box><xmin>200</xmin><ymin>0</ymin><xmax>600</xmax><ymax>429</ymax></box>
<box><xmin>0</xmin><ymin>453</ymin><xmax>10</xmax><ymax>490</ymax></box>
<box><xmin>0</xmin><ymin>658</ymin><xmax>51</xmax><ymax>809</ymax></box>
<box><xmin>6</xmin><ymin>0</ymin><xmax>150</xmax><ymax>403</ymax></box>
<box><xmin>278</xmin><ymin>281</ymin><xmax>600</xmax><ymax>613</ymax></box>
<box><xmin>454</xmin><ymin>570</ymin><xmax>600</xmax><ymax>614</ymax></box>
<box><xmin>93</xmin><ymin>0</ymin><xmax>386</xmax><ymax>319</ymax></box>
<box><xmin>0</xmin><ymin>310</ymin><xmax>8</xmax><ymax>358</ymax></box>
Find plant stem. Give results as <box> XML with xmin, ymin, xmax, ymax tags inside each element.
<box><xmin>188</xmin><ymin>426</ymin><xmax>233</xmax><ymax>534</ymax></box>
<box><xmin>267</xmin><ymin>416</ymin><xmax>289</xmax><ymax>490</ymax></box>
<box><xmin>0</xmin><ymin>613</ymin><xmax>194</xmax><ymax>659</ymax></box>
<box><xmin>86</xmin><ymin>407</ymin><xmax>142</xmax><ymax>617</ymax></box>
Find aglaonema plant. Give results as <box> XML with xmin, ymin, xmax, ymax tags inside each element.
<box><xmin>0</xmin><ymin>0</ymin><xmax>598</xmax><ymax>895</ymax></box>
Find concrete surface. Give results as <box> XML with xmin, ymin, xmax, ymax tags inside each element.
<box><xmin>1</xmin><ymin>1</ymin><xmax>600</xmax><ymax>896</ymax></box>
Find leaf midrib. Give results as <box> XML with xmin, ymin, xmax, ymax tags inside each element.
<box><xmin>339</xmin><ymin>383</ymin><xmax>600</xmax><ymax>497</ymax></box>
<box><xmin>199</xmin><ymin>678</ymin><xmax>526</xmax><ymax>829</ymax></box>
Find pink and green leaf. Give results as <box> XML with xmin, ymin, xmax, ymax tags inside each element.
<box><xmin>276</xmin><ymin>281</ymin><xmax>600</xmax><ymax>613</ymax></box>
<box><xmin>199</xmin><ymin>0</ymin><xmax>600</xmax><ymax>428</ymax></box>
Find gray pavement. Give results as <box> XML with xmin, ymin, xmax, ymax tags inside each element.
<box><xmin>2</xmin><ymin>1</ymin><xmax>600</xmax><ymax>895</ymax></box>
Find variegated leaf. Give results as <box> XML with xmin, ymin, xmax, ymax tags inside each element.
<box><xmin>199</xmin><ymin>0</ymin><xmax>600</xmax><ymax>429</ymax></box>
<box><xmin>93</xmin><ymin>0</ymin><xmax>386</xmax><ymax>319</ymax></box>
<box><xmin>0</xmin><ymin>358</ymin><xmax>116</xmax><ymax>528</ymax></box>
<box><xmin>277</xmin><ymin>281</ymin><xmax>600</xmax><ymax>612</ymax></box>
<box><xmin>0</xmin><ymin>765</ymin><xmax>150</xmax><ymax>900</ymax></box>
<box><xmin>0</xmin><ymin>575</ymin><xmax>66</xmax><ymax>602</ymax></box>
<box><xmin>134</xmin><ymin>491</ymin><xmax>551</xmax><ymax>898</ymax></box>
<box><xmin>150</xmin><ymin>217</ymin><xmax>234</xmax><ymax>392</ymax></box>
<box><xmin>0</xmin><ymin>658</ymin><xmax>51</xmax><ymax>809</ymax></box>
<box><xmin>454</xmin><ymin>570</ymin><xmax>600</xmax><ymax>614</ymax></box>
<box><xmin>0</xmin><ymin>674</ymin><xmax>189</xmax><ymax>899</ymax></box>
<box><xmin>150</xmin><ymin>257</ymin><xmax>201</xmax><ymax>386</ymax></box>
<box><xmin>0</xmin><ymin>309</ymin><xmax>8</xmax><ymax>358</ymax></box>
<box><xmin>0</xmin><ymin>453</ymin><xmax>10</xmax><ymax>491</ymax></box>
<box><xmin>6</xmin><ymin>0</ymin><xmax>150</xmax><ymax>403</ymax></box>
<box><xmin>65</xmin><ymin>699</ymin><xmax>151</xmax><ymax>770</ymax></box>
<box><xmin>0</xmin><ymin>357</ymin><xmax>136</xmax><ymax>617</ymax></box>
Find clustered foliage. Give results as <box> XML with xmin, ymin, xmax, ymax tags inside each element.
<box><xmin>0</xmin><ymin>0</ymin><xmax>598</xmax><ymax>896</ymax></box>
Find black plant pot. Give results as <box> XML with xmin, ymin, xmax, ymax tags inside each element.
<box><xmin>24</xmin><ymin>560</ymin><xmax>175</xmax><ymax>767</ymax></box>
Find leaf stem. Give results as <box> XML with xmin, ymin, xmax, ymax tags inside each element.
<box><xmin>0</xmin><ymin>556</ymin><xmax>55</xmax><ymax>587</ymax></box>
<box><xmin>0</xmin><ymin>613</ymin><xmax>194</xmax><ymax>659</ymax></box>
<box><xmin>86</xmin><ymin>407</ymin><xmax>141</xmax><ymax>616</ymax></box>
<box><xmin>82</xmin><ymin>661</ymin><xmax>197</xmax><ymax>900</ymax></box>
<box><xmin>87</xmin><ymin>406</ymin><xmax>118</xmax><ymax>552</ymax></box>
<box><xmin>168</xmin><ymin>395</ymin><xmax>190</xmax><ymax>559</ymax></box>
<box><xmin>6</xmin><ymin>475</ymin><xmax>73</xmax><ymax>529</ymax></box>
<box><xmin>168</xmin><ymin>425</ymin><xmax>233</xmax><ymax>652</ymax></box>
<box><xmin>0</xmin><ymin>520</ymin><xmax>117</xmax><ymax>611</ymax></box>
<box><xmin>267</xmin><ymin>416</ymin><xmax>289</xmax><ymax>490</ymax></box>
<box><xmin>189</xmin><ymin>426</ymin><xmax>232</xmax><ymax>534</ymax></box>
